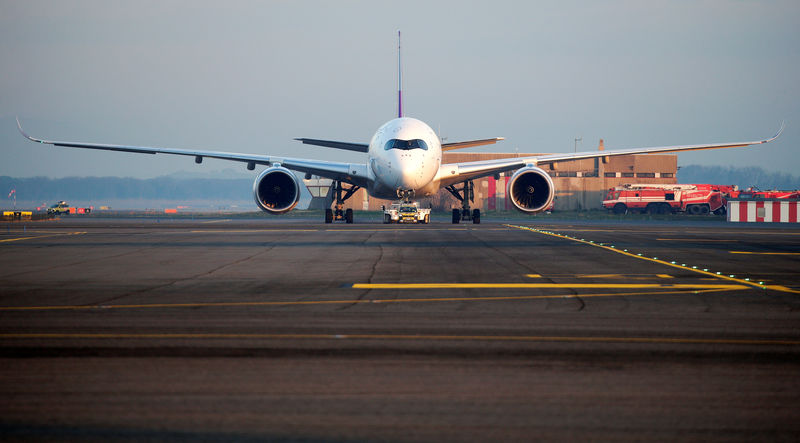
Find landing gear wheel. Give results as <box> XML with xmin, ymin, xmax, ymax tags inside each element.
<box><xmin>472</xmin><ymin>209</ymin><xmax>481</xmax><ymax>224</ymax></box>
<box><xmin>345</xmin><ymin>208</ymin><xmax>354</xmax><ymax>224</ymax></box>
<box><xmin>452</xmin><ymin>209</ymin><xmax>460</xmax><ymax>224</ymax></box>
<box><xmin>325</xmin><ymin>209</ymin><xmax>333</xmax><ymax>224</ymax></box>
<box><xmin>613</xmin><ymin>203</ymin><xmax>627</xmax><ymax>215</ymax></box>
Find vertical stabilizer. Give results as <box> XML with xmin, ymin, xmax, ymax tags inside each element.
<box><xmin>397</xmin><ymin>31</ymin><xmax>403</xmax><ymax>118</ymax></box>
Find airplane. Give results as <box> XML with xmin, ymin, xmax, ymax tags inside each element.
<box><xmin>17</xmin><ymin>32</ymin><xmax>784</xmax><ymax>224</ymax></box>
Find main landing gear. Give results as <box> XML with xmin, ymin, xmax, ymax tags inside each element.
<box><xmin>325</xmin><ymin>180</ymin><xmax>360</xmax><ymax>224</ymax></box>
<box><xmin>445</xmin><ymin>180</ymin><xmax>480</xmax><ymax>224</ymax></box>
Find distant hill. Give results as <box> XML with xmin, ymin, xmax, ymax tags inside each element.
<box><xmin>677</xmin><ymin>165</ymin><xmax>799</xmax><ymax>190</ymax></box>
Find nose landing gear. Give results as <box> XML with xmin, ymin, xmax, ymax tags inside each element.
<box><xmin>445</xmin><ymin>180</ymin><xmax>480</xmax><ymax>224</ymax></box>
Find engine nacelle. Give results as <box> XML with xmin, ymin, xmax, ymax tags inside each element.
<box><xmin>507</xmin><ymin>166</ymin><xmax>556</xmax><ymax>213</ymax></box>
<box><xmin>253</xmin><ymin>166</ymin><xmax>300</xmax><ymax>214</ymax></box>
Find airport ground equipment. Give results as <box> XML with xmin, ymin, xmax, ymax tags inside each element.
<box><xmin>728</xmin><ymin>188</ymin><xmax>800</xmax><ymax>223</ymax></box>
<box><xmin>383</xmin><ymin>202</ymin><xmax>430</xmax><ymax>224</ymax></box>
<box><xmin>46</xmin><ymin>201</ymin><xmax>71</xmax><ymax>215</ymax></box>
<box><xmin>2</xmin><ymin>211</ymin><xmax>32</xmax><ymax>220</ymax></box>
<box><xmin>602</xmin><ymin>184</ymin><xmax>739</xmax><ymax>215</ymax></box>
<box><xmin>728</xmin><ymin>197</ymin><xmax>800</xmax><ymax>223</ymax></box>
<box><xmin>736</xmin><ymin>189</ymin><xmax>800</xmax><ymax>199</ymax></box>
<box><xmin>45</xmin><ymin>201</ymin><xmax>92</xmax><ymax>216</ymax></box>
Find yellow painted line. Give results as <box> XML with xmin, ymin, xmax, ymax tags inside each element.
<box><xmin>526</xmin><ymin>273</ymin><xmax>674</xmax><ymax>279</ymax></box>
<box><xmin>573</xmin><ymin>274</ymin><xmax>628</xmax><ymax>278</ymax></box>
<box><xmin>0</xmin><ymin>231</ymin><xmax>85</xmax><ymax>243</ymax></box>
<box><xmin>1</xmin><ymin>332</ymin><xmax>798</xmax><ymax>346</ymax></box>
<box><xmin>0</xmin><ymin>236</ymin><xmax>41</xmax><ymax>243</ymax></box>
<box><xmin>729</xmin><ymin>251</ymin><xmax>800</xmax><ymax>256</ymax></box>
<box><xmin>506</xmin><ymin>224</ymin><xmax>800</xmax><ymax>294</ymax></box>
<box><xmin>354</xmin><ymin>283</ymin><xmax>747</xmax><ymax>290</ymax></box>
<box><xmin>0</xmin><ymin>288</ymin><xmax>735</xmax><ymax>311</ymax></box>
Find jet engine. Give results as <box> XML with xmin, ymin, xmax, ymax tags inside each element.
<box><xmin>507</xmin><ymin>166</ymin><xmax>555</xmax><ymax>213</ymax></box>
<box><xmin>253</xmin><ymin>166</ymin><xmax>300</xmax><ymax>214</ymax></box>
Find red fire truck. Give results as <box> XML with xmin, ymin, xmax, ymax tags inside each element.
<box><xmin>735</xmin><ymin>189</ymin><xmax>800</xmax><ymax>199</ymax></box>
<box><xmin>603</xmin><ymin>184</ymin><xmax>738</xmax><ymax>215</ymax></box>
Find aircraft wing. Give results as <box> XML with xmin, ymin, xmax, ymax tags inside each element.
<box><xmin>442</xmin><ymin>137</ymin><xmax>505</xmax><ymax>151</ymax></box>
<box><xmin>294</xmin><ymin>138</ymin><xmax>369</xmax><ymax>153</ymax></box>
<box><xmin>17</xmin><ymin>118</ymin><xmax>372</xmax><ymax>187</ymax></box>
<box><xmin>294</xmin><ymin>136</ymin><xmax>506</xmax><ymax>152</ymax></box>
<box><xmin>437</xmin><ymin>123</ymin><xmax>784</xmax><ymax>188</ymax></box>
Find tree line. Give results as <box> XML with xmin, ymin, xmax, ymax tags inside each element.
<box><xmin>677</xmin><ymin>165</ymin><xmax>799</xmax><ymax>190</ymax></box>
<box><xmin>1</xmin><ymin>176</ymin><xmax>253</xmax><ymax>202</ymax></box>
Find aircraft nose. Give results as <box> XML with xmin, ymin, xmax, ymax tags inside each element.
<box><xmin>396</xmin><ymin>154</ymin><xmax>421</xmax><ymax>188</ymax></box>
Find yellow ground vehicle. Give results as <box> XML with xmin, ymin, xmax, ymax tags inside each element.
<box><xmin>47</xmin><ymin>201</ymin><xmax>71</xmax><ymax>215</ymax></box>
<box><xmin>383</xmin><ymin>202</ymin><xmax>431</xmax><ymax>224</ymax></box>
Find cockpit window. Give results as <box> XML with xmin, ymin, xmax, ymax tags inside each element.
<box><xmin>384</xmin><ymin>139</ymin><xmax>428</xmax><ymax>151</ymax></box>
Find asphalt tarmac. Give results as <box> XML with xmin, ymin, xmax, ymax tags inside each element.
<box><xmin>1</xmin><ymin>216</ymin><xmax>799</xmax><ymax>442</ymax></box>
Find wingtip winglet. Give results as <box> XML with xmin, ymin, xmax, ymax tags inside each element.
<box><xmin>15</xmin><ymin>116</ymin><xmax>36</xmax><ymax>142</ymax></box>
<box><xmin>767</xmin><ymin>120</ymin><xmax>786</xmax><ymax>143</ymax></box>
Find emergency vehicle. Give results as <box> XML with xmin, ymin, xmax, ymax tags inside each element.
<box><xmin>602</xmin><ymin>184</ymin><xmax>737</xmax><ymax>215</ymax></box>
<box><xmin>736</xmin><ymin>189</ymin><xmax>800</xmax><ymax>199</ymax></box>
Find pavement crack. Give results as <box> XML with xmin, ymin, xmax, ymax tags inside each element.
<box><xmin>338</xmin><ymin>230</ymin><xmax>381</xmax><ymax>311</ymax></box>
<box><xmin>90</xmin><ymin>245</ymin><xmax>276</xmax><ymax>306</ymax></box>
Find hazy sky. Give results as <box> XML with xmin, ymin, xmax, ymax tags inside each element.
<box><xmin>1</xmin><ymin>0</ymin><xmax>798</xmax><ymax>179</ymax></box>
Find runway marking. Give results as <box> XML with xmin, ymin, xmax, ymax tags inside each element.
<box><xmin>200</xmin><ymin>219</ymin><xmax>232</xmax><ymax>224</ymax></box>
<box><xmin>0</xmin><ymin>231</ymin><xmax>86</xmax><ymax>243</ymax></box>
<box><xmin>353</xmin><ymin>283</ymin><xmax>747</xmax><ymax>290</ymax></box>
<box><xmin>729</xmin><ymin>251</ymin><xmax>800</xmax><ymax>256</ymax></box>
<box><xmin>506</xmin><ymin>225</ymin><xmax>800</xmax><ymax>294</ymax></box>
<box><xmin>525</xmin><ymin>274</ymin><xmax>674</xmax><ymax>280</ymax></box>
<box><xmin>0</xmin><ymin>288</ymin><xmax>736</xmax><ymax>311</ymax></box>
<box><xmin>1</xmin><ymin>332</ymin><xmax>798</xmax><ymax>346</ymax></box>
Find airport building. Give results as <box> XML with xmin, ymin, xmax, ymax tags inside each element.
<box><xmin>305</xmin><ymin>140</ymin><xmax>678</xmax><ymax>212</ymax></box>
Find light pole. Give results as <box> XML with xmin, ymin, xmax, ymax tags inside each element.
<box><xmin>574</xmin><ymin>136</ymin><xmax>582</xmax><ymax>153</ymax></box>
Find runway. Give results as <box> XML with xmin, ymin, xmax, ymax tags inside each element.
<box><xmin>1</xmin><ymin>216</ymin><xmax>799</xmax><ymax>441</ymax></box>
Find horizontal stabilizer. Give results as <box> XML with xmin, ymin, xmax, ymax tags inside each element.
<box><xmin>294</xmin><ymin>138</ymin><xmax>369</xmax><ymax>153</ymax></box>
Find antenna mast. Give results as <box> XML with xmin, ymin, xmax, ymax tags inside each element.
<box><xmin>397</xmin><ymin>30</ymin><xmax>403</xmax><ymax>118</ymax></box>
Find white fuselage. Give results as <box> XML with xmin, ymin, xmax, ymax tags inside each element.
<box><xmin>366</xmin><ymin>117</ymin><xmax>442</xmax><ymax>200</ymax></box>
